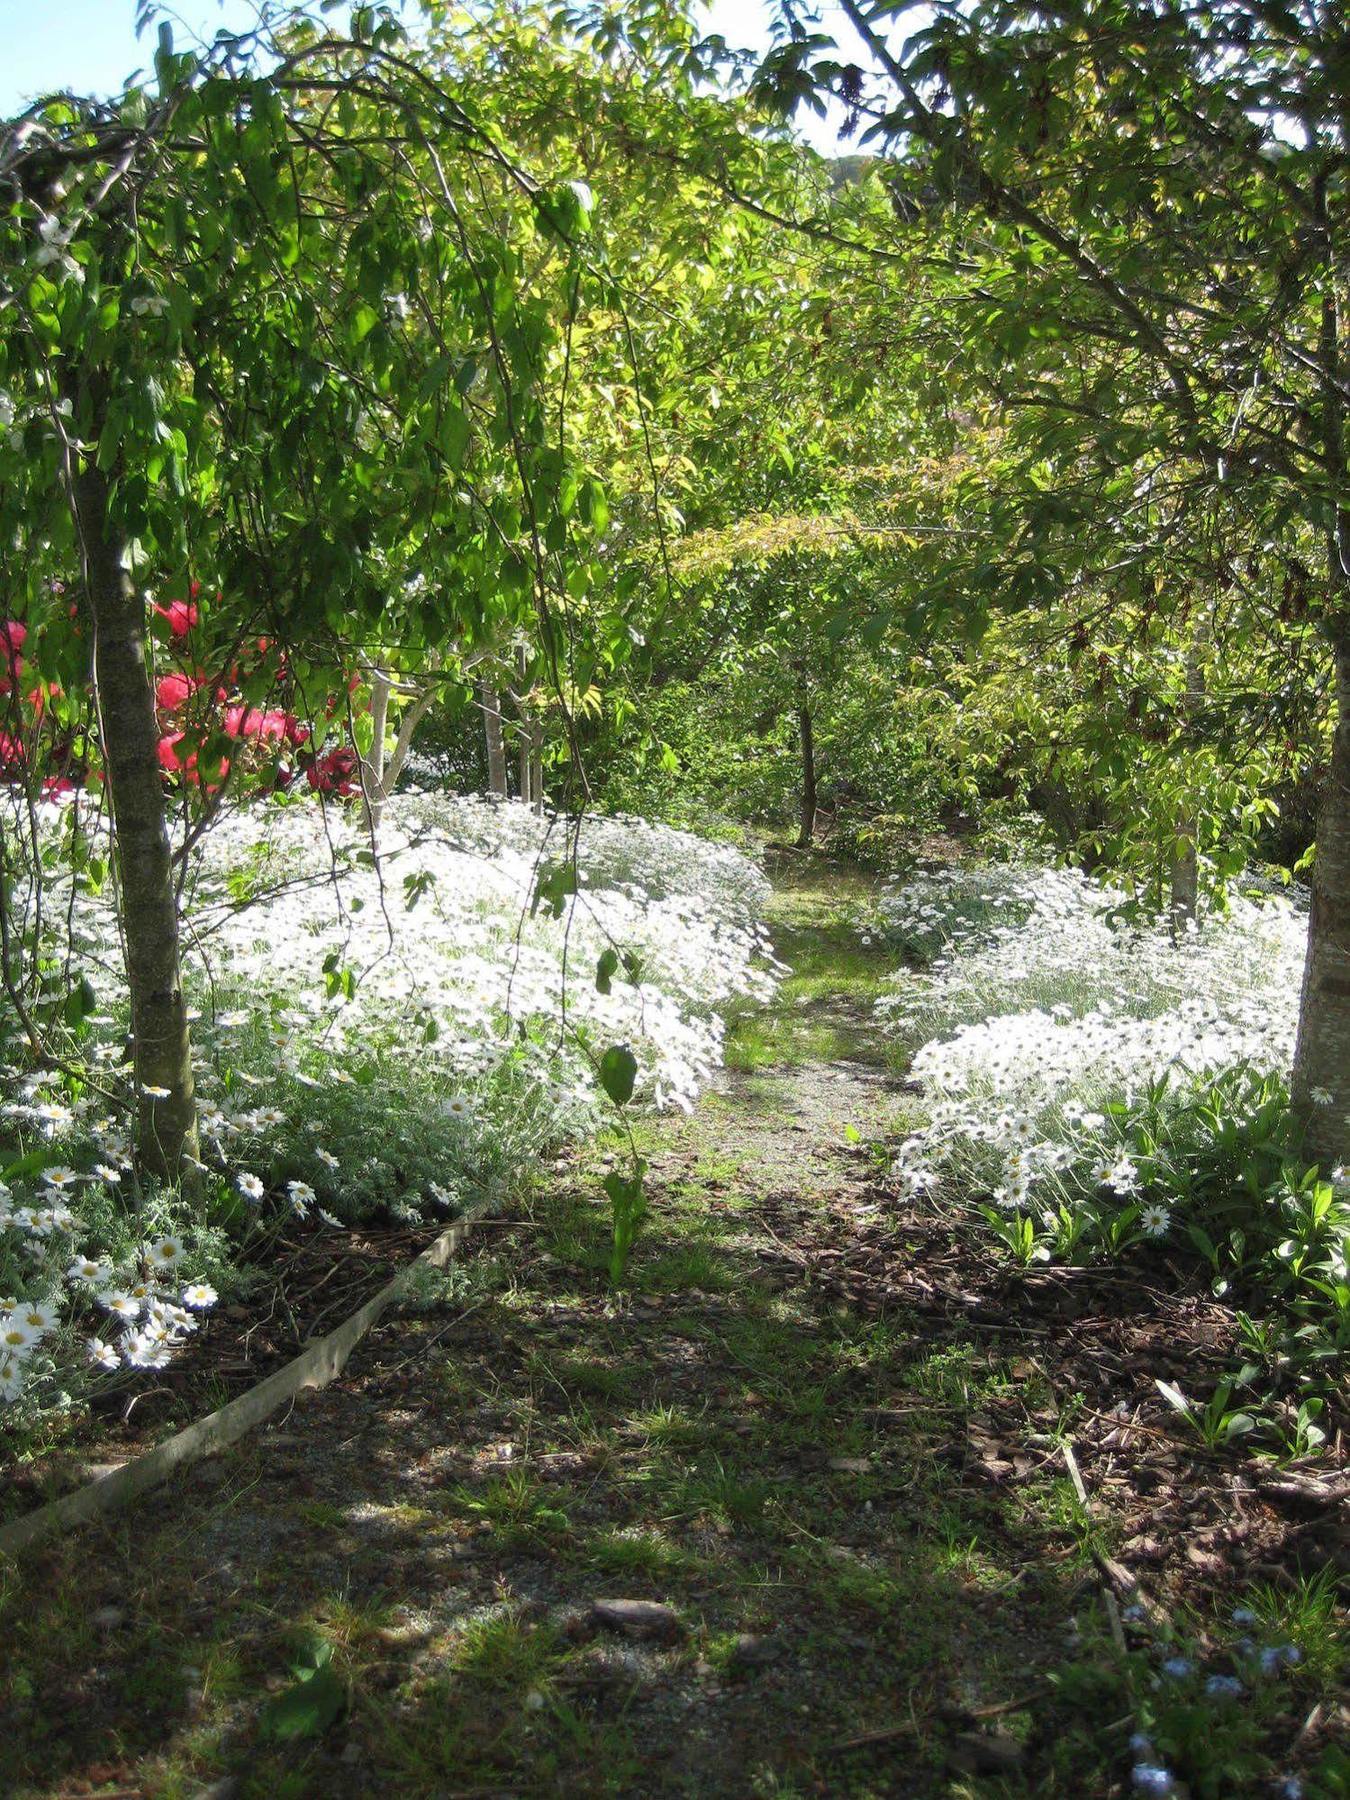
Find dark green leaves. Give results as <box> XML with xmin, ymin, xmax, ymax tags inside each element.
<box><xmin>532</xmin><ymin>860</ymin><xmax>577</xmax><ymax>918</ymax></box>
<box><xmin>259</xmin><ymin>1635</ymin><xmax>345</xmax><ymax>1742</ymax></box>
<box><xmin>598</xmin><ymin>1044</ymin><xmax>637</xmax><ymax>1107</ymax></box>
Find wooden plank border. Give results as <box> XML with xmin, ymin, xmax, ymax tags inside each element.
<box><xmin>0</xmin><ymin>1216</ymin><xmax>472</xmax><ymax>1558</ymax></box>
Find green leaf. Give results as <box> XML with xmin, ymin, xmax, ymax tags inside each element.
<box><xmin>532</xmin><ymin>861</ymin><xmax>576</xmax><ymax>918</ymax></box>
<box><xmin>598</xmin><ymin>1044</ymin><xmax>637</xmax><ymax>1107</ymax></box>
<box><xmin>595</xmin><ymin>947</ymin><xmax>619</xmax><ymax>994</ymax></box>
<box><xmin>259</xmin><ymin>1652</ymin><xmax>344</xmax><ymax>1742</ymax></box>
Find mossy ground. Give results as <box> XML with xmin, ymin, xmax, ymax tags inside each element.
<box><xmin>1</xmin><ymin>859</ymin><xmax>1343</xmax><ymax>1798</ymax></box>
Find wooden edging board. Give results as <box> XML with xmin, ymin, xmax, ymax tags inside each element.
<box><xmin>0</xmin><ymin>1216</ymin><xmax>472</xmax><ymax>1559</ymax></box>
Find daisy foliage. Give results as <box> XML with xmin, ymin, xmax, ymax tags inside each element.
<box><xmin>876</xmin><ymin>862</ymin><xmax>1349</xmax><ymax>1433</ymax></box>
<box><xmin>0</xmin><ymin>791</ymin><xmax>777</xmax><ymax>1425</ymax></box>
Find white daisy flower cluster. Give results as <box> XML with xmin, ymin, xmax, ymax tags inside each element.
<box><xmin>876</xmin><ymin>861</ymin><xmax>1308</xmax><ymax>1225</ymax></box>
<box><xmin>0</xmin><ymin>1171</ymin><xmax>217</xmax><ymax>1405</ymax></box>
<box><xmin>0</xmin><ymin>789</ymin><xmax>776</xmax><ymax>1417</ymax></box>
<box><xmin>176</xmin><ymin>794</ymin><xmax>779</xmax><ymax>1118</ymax></box>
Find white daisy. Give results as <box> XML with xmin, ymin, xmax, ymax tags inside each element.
<box><xmin>99</xmin><ymin>1291</ymin><xmax>141</xmax><ymax>1318</ymax></box>
<box><xmin>0</xmin><ymin>1318</ymin><xmax>41</xmax><ymax>1356</ymax></box>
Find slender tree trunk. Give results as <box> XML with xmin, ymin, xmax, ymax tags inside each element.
<box><xmin>74</xmin><ymin>456</ymin><xmax>199</xmax><ymax>1185</ymax></box>
<box><xmin>1292</xmin><ymin>630</ymin><xmax>1350</xmax><ymax>1167</ymax></box>
<box><xmin>1169</xmin><ymin>624</ymin><xmax>1206</xmax><ymax>936</ymax></box>
<box><xmin>528</xmin><ymin>715</ymin><xmax>544</xmax><ymax>816</ymax></box>
<box><xmin>796</xmin><ymin>701</ymin><xmax>817</xmax><ymax>849</ymax></box>
<box><xmin>517</xmin><ymin>709</ymin><xmax>531</xmax><ymax>804</ymax></box>
<box><xmin>1293</xmin><ymin>231</ymin><xmax>1350</xmax><ymax>1167</ymax></box>
<box><xmin>481</xmin><ymin>682</ymin><xmax>507</xmax><ymax>797</ymax></box>
<box><xmin>360</xmin><ymin>668</ymin><xmax>390</xmax><ymax>833</ymax></box>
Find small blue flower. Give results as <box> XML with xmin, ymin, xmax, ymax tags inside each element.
<box><xmin>1132</xmin><ymin>1765</ymin><xmax>1177</xmax><ymax>1797</ymax></box>
<box><xmin>1122</xmin><ymin>1603</ymin><xmax>1146</xmax><ymax>1623</ymax></box>
<box><xmin>1161</xmin><ymin>1656</ymin><xmax>1194</xmax><ymax>1679</ymax></box>
<box><xmin>1128</xmin><ymin>1732</ymin><xmax>1154</xmax><ymax>1756</ymax></box>
<box><xmin>1277</xmin><ymin>1778</ymin><xmax>1304</xmax><ymax>1800</ymax></box>
<box><xmin>1258</xmin><ymin>1644</ymin><xmax>1302</xmax><ymax>1676</ymax></box>
<box><xmin>1231</xmin><ymin>1606</ymin><xmax>1257</xmax><ymax>1626</ymax></box>
<box><xmin>1204</xmin><ymin>1674</ymin><xmax>1244</xmax><ymax>1700</ymax></box>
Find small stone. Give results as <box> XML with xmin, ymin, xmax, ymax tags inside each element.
<box><xmin>729</xmin><ymin>1633</ymin><xmax>782</xmax><ymax>1668</ymax></box>
<box><xmin>339</xmin><ymin>1741</ymin><xmax>364</xmax><ymax>1764</ymax></box>
<box><xmin>949</xmin><ymin>1731</ymin><xmax>1025</xmax><ymax>1775</ymax></box>
<box><xmin>591</xmin><ymin>1598</ymin><xmax>685</xmax><ymax>1642</ymax></box>
<box><xmin>91</xmin><ymin>1606</ymin><xmax>126</xmax><ymax>1632</ymax></box>
<box><xmin>828</xmin><ymin>1457</ymin><xmax>872</xmax><ymax>1474</ymax></box>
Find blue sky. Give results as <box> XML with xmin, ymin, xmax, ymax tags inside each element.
<box><xmin>0</xmin><ymin>1</ymin><xmax>861</xmax><ymax>151</ymax></box>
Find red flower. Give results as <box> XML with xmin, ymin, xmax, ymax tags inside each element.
<box><xmin>306</xmin><ymin>745</ymin><xmax>359</xmax><ymax>796</ymax></box>
<box><xmin>156</xmin><ymin>671</ymin><xmax>203</xmax><ymax>711</ymax></box>
<box><xmin>152</xmin><ymin>599</ymin><xmax>199</xmax><ymax>639</ymax></box>
<box><xmin>157</xmin><ymin>731</ymin><xmax>186</xmax><ymax>773</ymax></box>
<box><xmin>0</xmin><ymin>619</ymin><xmax>26</xmax><ymax>695</ymax></box>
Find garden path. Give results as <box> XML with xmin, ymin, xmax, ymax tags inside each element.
<box><xmin>5</xmin><ymin>865</ymin><xmax>1329</xmax><ymax>1797</ymax></box>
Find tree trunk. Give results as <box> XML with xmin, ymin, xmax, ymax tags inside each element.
<box><xmin>481</xmin><ymin>682</ymin><xmax>507</xmax><ymax>797</ymax></box>
<box><xmin>1291</xmin><ymin>632</ymin><xmax>1350</xmax><ymax>1167</ymax></box>
<box><xmin>360</xmin><ymin>668</ymin><xmax>390</xmax><ymax>833</ymax></box>
<box><xmin>1169</xmin><ymin>832</ymin><xmax>1198</xmax><ymax>935</ymax></box>
<box><xmin>74</xmin><ymin>456</ymin><xmax>200</xmax><ymax>1185</ymax></box>
<box><xmin>1169</xmin><ymin>627</ymin><xmax>1206</xmax><ymax>936</ymax></box>
<box><xmin>796</xmin><ymin>701</ymin><xmax>817</xmax><ymax>849</ymax></box>
<box><xmin>517</xmin><ymin>708</ymin><xmax>531</xmax><ymax>804</ymax></box>
<box><xmin>528</xmin><ymin>715</ymin><xmax>544</xmax><ymax>816</ymax></box>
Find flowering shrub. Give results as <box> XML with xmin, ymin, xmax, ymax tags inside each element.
<box><xmin>876</xmin><ymin>862</ymin><xmax>1349</xmax><ymax>1435</ymax></box>
<box><xmin>0</xmin><ymin>792</ymin><xmax>776</xmax><ymax>1422</ymax></box>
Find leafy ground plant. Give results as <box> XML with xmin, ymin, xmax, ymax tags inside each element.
<box><xmin>1</xmin><ymin>870</ymin><xmax>1342</xmax><ymax>1798</ymax></box>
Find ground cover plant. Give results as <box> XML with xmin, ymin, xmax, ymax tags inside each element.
<box><xmin>2</xmin><ymin>886</ymin><xmax>1344</xmax><ymax>1799</ymax></box>
<box><xmin>876</xmin><ymin>861</ymin><xmax>1349</xmax><ymax>1457</ymax></box>
<box><xmin>0</xmin><ymin>790</ymin><xmax>776</xmax><ymax>1434</ymax></box>
<box><xmin>1</xmin><ymin>0</ymin><xmax>1347</xmax><ymax>1794</ymax></box>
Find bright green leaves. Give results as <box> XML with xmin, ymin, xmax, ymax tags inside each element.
<box><xmin>349</xmin><ymin>302</ymin><xmax>380</xmax><ymax>347</ymax></box>
<box><xmin>602</xmin><ymin>1161</ymin><xmax>648</xmax><ymax>1285</ymax></box>
<box><xmin>533</xmin><ymin>180</ymin><xmax>594</xmax><ymax>243</ymax></box>
<box><xmin>577</xmin><ymin>478</ymin><xmax>609</xmax><ymax>535</ymax></box>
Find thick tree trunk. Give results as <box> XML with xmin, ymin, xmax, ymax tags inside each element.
<box><xmin>481</xmin><ymin>682</ymin><xmax>507</xmax><ymax>797</ymax></box>
<box><xmin>796</xmin><ymin>701</ymin><xmax>817</xmax><ymax>849</ymax></box>
<box><xmin>1292</xmin><ymin>634</ymin><xmax>1350</xmax><ymax>1167</ymax></box>
<box><xmin>74</xmin><ymin>458</ymin><xmax>199</xmax><ymax>1184</ymax></box>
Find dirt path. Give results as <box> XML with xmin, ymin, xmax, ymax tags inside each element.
<box><xmin>2</xmin><ymin>872</ymin><xmax>1339</xmax><ymax>1798</ymax></box>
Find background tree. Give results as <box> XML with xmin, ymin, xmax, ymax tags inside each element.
<box><xmin>750</xmin><ymin>0</ymin><xmax>1350</xmax><ymax>1160</ymax></box>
